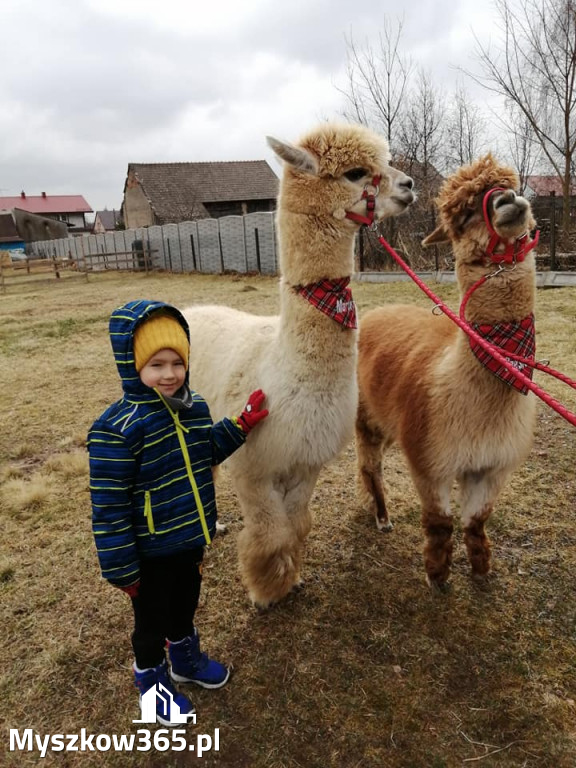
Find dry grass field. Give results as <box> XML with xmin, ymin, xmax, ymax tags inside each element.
<box><xmin>0</xmin><ymin>270</ymin><xmax>575</xmax><ymax>768</ymax></box>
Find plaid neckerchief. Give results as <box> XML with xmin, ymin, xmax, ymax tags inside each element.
<box><xmin>469</xmin><ymin>313</ymin><xmax>535</xmax><ymax>395</ymax></box>
<box><xmin>295</xmin><ymin>277</ymin><xmax>357</xmax><ymax>329</ymax></box>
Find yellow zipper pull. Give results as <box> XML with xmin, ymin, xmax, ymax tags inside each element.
<box><xmin>172</xmin><ymin>410</ymin><xmax>190</xmax><ymax>434</ymax></box>
<box><xmin>144</xmin><ymin>490</ymin><xmax>155</xmax><ymax>534</ymax></box>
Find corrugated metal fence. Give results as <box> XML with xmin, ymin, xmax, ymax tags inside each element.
<box><xmin>28</xmin><ymin>212</ymin><xmax>278</xmax><ymax>275</ymax></box>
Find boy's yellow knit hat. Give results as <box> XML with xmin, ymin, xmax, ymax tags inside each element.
<box><xmin>133</xmin><ymin>312</ymin><xmax>189</xmax><ymax>372</ymax></box>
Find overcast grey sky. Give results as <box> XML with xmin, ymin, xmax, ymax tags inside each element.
<box><xmin>1</xmin><ymin>0</ymin><xmax>502</xmax><ymax>213</ymax></box>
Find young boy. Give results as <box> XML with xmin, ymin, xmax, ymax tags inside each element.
<box><xmin>88</xmin><ymin>299</ymin><xmax>268</xmax><ymax>726</ymax></box>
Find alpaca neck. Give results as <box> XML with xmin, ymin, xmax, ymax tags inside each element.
<box><xmin>456</xmin><ymin>254</ymin><xmax>536</xmax><ymax>326</ymax></box>
<box><xmin>274</xmin><ymin>210</ymin><xmax>359</xmax><ymax>351</ymax></box>
<box><xmin>276</xmin><ymin>211</ymin><xmax>356</xmax><ymax>286</ymax></box>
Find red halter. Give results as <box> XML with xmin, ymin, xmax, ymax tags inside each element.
<box><xmin>482</xmin><ymin>187</ymin><xmax>540</xmax><ymax>265</ymax></box>
<box><xmin>344</xmin><ymin>175</ymin><xmax>382</xmax><ymax>226</ymax></box>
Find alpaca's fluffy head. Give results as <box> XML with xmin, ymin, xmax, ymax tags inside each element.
<box><xmin>267</xmin><ymin>122</ymin><xmax>414</xmax><ymax>225</ymax></box>
<box><xmin>267</xmin><ymin>122</ymin><xmax>415</xmax><ymax>283</ymax></box>
<box><xmin>424</xmin><ymin>154</ymin><xmax>530</xmax><ymax>245</ymax></box>
<box><xmin>296</xmin><ymin>122</ymin><xmax>391</xmax><ymax>178</ymax></box>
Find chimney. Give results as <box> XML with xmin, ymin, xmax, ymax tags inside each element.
<box><xmin>21</xmin><ymin>191</ymin><xmax>26</xmax><ymax>199</ymax></box>
<box><xmin>42</xmin><ymin>191</ymin><xmax>47</xmax><ymax>198</ymax></box>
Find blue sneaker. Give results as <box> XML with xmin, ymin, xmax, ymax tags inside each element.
<box><xmin>133</xmin><ymin>660</ymin><xmax>195</xmax><ymax>727</ymax></box>
<box><xmin>168</xmin><ymin>629</ymin><xmax>231</xmax><ymax>689</ymax></box>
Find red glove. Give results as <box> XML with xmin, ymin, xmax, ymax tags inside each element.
<box><xmin>237</xmin><ymin>389</ymin><xmax>269</xmax><ymax>434</ymax></box>
<box><xmin>117</xmin><ymin>582</ymin><xmax>140</xmax><ymax>599</ymax></box>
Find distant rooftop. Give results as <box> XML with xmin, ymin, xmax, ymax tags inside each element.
<box><xmin>94</xmin><ymin>209</ymin><xmax>121</xmax><ymax>230</ymax></box>
<box><xmin>526</xmin><ymin>176</ymin><xmax>576</xmax><ymax>197</ymax></box>
<box><xmin>0</xmin><ymin>193</ymin><xmax>92</xmax><ymax>214</ymax></box>
<box><xmin>126</xmin><ymin>160</ymin><xmax>278</xmax><ymax>222</ymax></box>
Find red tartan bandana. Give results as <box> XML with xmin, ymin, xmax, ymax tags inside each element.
<box><xmin>295</xmin><ymin>277</ymin><xmax>357</xmax><ymax>329</ymax></box>
<box><xmin>469</xmin><ymin>313</ymin><xmax>535</xmax><ymax>394</ymax></box>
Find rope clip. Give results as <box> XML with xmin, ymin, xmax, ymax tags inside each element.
<box><xmin>487</xmin><ymin>262</ymin><xmax>516</xmax><ymax>279</ymax></box>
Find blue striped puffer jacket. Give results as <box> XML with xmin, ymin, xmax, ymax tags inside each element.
<box><xmin>87</xmin><ymin>300</ymin><xmax>246</xmax><ymax>587</ymax></box>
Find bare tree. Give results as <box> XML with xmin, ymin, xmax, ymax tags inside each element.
<box><xmin>444</xmin><ymin>84</ymin><xmax>487</xmax><ymax>170</ymax></box>
<box><xmin>471</xmin><ymin>0</ymin><xmax>576</xmax><ymax>243</ymax></box>
<box><xmin>338</xmin><ymin>18</ymin><xmax>412</xmax><ymax>148</ymax></box>
<box><xmin>397</xmin><ymin>69</ymin><xmax>446</xmax><ymax>179</ymax></box>
<box><xmin>506</xmin><ymin>104</ymin><xmax>543</xmax><ymax>194</ymax></box>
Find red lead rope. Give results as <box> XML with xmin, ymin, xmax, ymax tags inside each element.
<box><xmin>460</xmin><ymin>273</ymin><xmax>576</xmax><ymax>393</ymax></box>
<box><xmin>375</xmin><ymin>234</ymin><xmax>576</xmax><ymax>428</ymax></box>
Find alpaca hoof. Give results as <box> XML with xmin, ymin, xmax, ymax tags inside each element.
<box><xmin>471</xmin><ymin>570</ymin><xmax>495</xmax><ymax>589</ymax></box>
<box><xmin>291</xmin><ymin>579</ymin><xmax>305</xmax><ymax>593</ymax></box>
<box><xmin>426</xmin><ymin>576</ymin><xmax>452</xmax><ymax>594</ymax></box>
<box><xmin>250</xmin><ymin>594</ymin><xmax>277</xmax><ymax>611</ymax></box>
<box><xmin>253</xmin><ymin>601</ymin><xmax>275</xmax><ymax>613</ymax></box>
<box><xmin>376</xmin><ymin>518</ymin><xmax>393</xmax><ymax>532</ymax></box>
<box><xmin>249</xmin><ymin>578</ymin><xmax>305</xmax><ymax>610</ymax></box>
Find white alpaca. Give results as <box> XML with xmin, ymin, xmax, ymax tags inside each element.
<box><xmin>184</xmin><ymin>122</ymin><xmax>414</xmax><ymax>606</ymax></box>
<box><xmin>356</xmin><ymin>154</ymin><xmax>538</xmax><ymax>589</ymax></box>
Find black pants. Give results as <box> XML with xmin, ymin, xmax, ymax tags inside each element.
<box><xmin>130</xmin><ymin>548</ymin><xmax>203</xmax><ymax>669</ymax></box>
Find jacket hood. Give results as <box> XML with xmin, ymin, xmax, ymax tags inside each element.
<box><xmin>109</xmin><ymin>299</ymin><xmax>190</xmax><ymax>398</ymax></box>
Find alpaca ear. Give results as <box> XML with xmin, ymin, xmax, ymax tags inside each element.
<box><xmin>266</xmin><ymin>136</ymin><xmax>318</xmax><ymax>174</ymax></box>
<box><xmin>422</xmin><ymin>225</ymin><xmax>449</xmax><ymax>246</ymax></box>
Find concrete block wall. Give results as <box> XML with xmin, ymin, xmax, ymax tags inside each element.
<box><xmin>29</xmin><ymin>213</ymin><xmax>279</xmax><ymax>276</ymax></box>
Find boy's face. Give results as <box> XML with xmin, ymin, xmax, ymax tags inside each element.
<box><xmin>139</xmin><ymin>348</ymin><xmax>186</xmax><ymax>397</ymax></box>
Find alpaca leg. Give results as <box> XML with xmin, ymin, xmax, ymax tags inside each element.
<box><xmin>234</xmin><ymin>472</ymin><xmax>318</xmax><ymax>608</ymax></box>
<box><xmin>355</xmin><ymin>406</ymin><xmax>393</xmax><ymax>531</ymax></box>
<box><xmin>282</xmin><ymin>469</ymin><xmax>321</xmax><ymax>591</ymax></box>
<box><xmin>283</xmin><ymin>470</ymin><xmax>320</xmax><ymax>543</ymax></box>
<box><xmin>459</xmin><ymin>468</ymin><xmax>509</xmax><ymax>578</ymax></box>
<box><xmin>237</xmin><ymin>519</ymin><xmax>299</xmax><ymax>608</ymax></box>
<box><xmin>464</xmin><ymin>510</ymin><xmax>492</xmax><ymax>577</ymax></box>
<box><xmin>415</xmin><ymin>479</ymin><xmax>453</xmax><ymax>589</ymax></box>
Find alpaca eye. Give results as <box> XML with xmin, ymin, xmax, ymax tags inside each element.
<box><xmin>344</xmin><ymin>167</ymin><xmax>369</xmax><ymax>182</ymax></box>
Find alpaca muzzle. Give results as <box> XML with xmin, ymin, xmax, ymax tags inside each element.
<box><xmin>482</xmin><ymin>187</ymin><xmax>540</xmax><ymax>265</ymax></box>
<box><xmin>344</xmin><ymin>175</ymin><xmax>381</xmax><ymax>227</ymax></box>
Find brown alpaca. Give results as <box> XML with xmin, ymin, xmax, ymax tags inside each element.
<box><xmin>356</xmin><ymin>154</ymin><xmax>538</xmax><ymax>589</ymax></box>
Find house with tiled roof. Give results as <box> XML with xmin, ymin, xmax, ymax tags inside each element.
<box><xmin>525</xmin><ymin>175</ymin><xmax>576</xmax><ymax>198</ymax></box>
<box><xmin>0</xmin><ymin>192</ymin><xmax>93</xmax><ymax>234</ymax></box>
<box><xmin>121</xmin><ymin>160</ymin><xmax>279</xmax><ymax>229</ymax></box>
<box><xmin>93</xmin><ymin>209</ymin><xmax>122</xmax><ymax>234</ymax></box>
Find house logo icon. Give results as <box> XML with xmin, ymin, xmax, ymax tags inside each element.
<box><xmin>133</xmin><ymin>682</ymin><xmax>196</xmax><ymax>725</ymax></box>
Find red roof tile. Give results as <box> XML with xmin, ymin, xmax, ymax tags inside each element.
<box><xmin>0</xmin><ymin>194</ymin><xmax>92</xmax><ymax>214</ymax></box>
<box><xmin>526</xmin><ymin>176</ymin><xmax>576</xmax><ymax>197</ymax></box>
